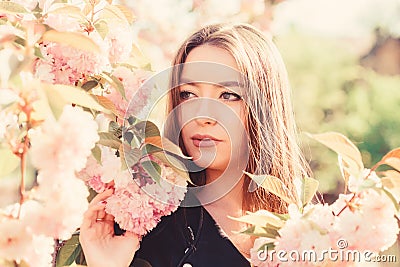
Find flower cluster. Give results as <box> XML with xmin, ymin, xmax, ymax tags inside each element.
<box><xmin>0</xmin><ymin>106</ymin><xmax>98</xmax><ymax>266</ymax></box>
<box><xmin>241</xmin><ymin>133</ymin><xmax>400</xmax><ymax>267</ymax></box>
<box><xmin>77</xmin><ymin>130</ymin><xmax>188</xmax><ymax>237</ymax></box>
<box><xmin>0</xmin><ymin>1</ymin><xmax>184</xmax><ymax>266</ymax></box>
<box><xmin>104</xmin><ymin>155</ymin><xmax>187</xmax><ymax>236</ymax></box>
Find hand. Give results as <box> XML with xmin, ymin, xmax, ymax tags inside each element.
<box><xmin>79</xmin><ymin>189</ymin><xmax>140</xmax><ymax>267</ymax></box>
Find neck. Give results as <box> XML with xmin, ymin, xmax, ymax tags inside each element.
<box><xmin>203</xmin><ymin>169</ymin><xmax>245</xmax><ymax>213</ymax></box>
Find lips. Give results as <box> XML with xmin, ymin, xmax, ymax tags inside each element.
<box><xmin>191</xmin><ymin>134</ymin><xmax>222</xmax><ymax>147</ymax></box>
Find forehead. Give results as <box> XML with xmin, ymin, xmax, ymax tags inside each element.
<box><xmin>180</xmin><ymin>45</ymin><xmax>243</xmax><ymax>85</ymax></box>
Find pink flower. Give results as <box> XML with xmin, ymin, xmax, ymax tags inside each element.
<box><xmin>331</xmin><ymin>189</ymin><xmax>399</xmax><ymax>252</ymax></box>
<box><xmin>10</xmin><ymin>0</ymin><xmax>38</xmax><ymax>11</ymax></box>
<box><xmin>35</xmin><ymin>41</ymin><xmax>110</xmax><ymax>85</ymax></box>
<box><xmin>0</xmin><ymin>214</ymin><xmax>33</xmax><ymax>263</ymax></box>
<box><xmin>105</xmin><ymin>158</ymin><xmax>187</xmax><ymax>236</ymax></box>
<box><xmin>0</xmin><ymin>204</ymin><xmax>54</xmax><ymax>266</ymax></box>
<box><xmin>105</xmin><ymin>23</ymin><xmax>134</xmax><ymax>63</ymax></box>
<box><xmin>87</xmin><ymin>175</ymin><xmax>107</xmax><ymax>193</ymax></box>
<box><xmin>25</xmin><ymin>174</ymin><xmax>90</xmax><ymax>240</ymax></box>
<box><xmin>30</xmin><ymin>105</ymin><xmax>99</xmax><ymax>174</ymax></box>
<box><xmin>43</xmin><ymin>13</ymin><xmax>81</xmax><ymax>32</ymax></box>
<box><xmin>77</xmin><ymin>146</ymin><xmax>132</xmax><ymax>192</ymax></box>
<box><xmin>347</xmin><ymin>169</ymin><xmax>380</xmax><ymax>193</ymax></box>
<box><xmin>24</xmin><ymin>234</ymin><xmax>54</xmax><ymax>267</ymax></box>
<box><xmin>275</xmin><ymin>218</ymin><xmax>331</xmax><ymax>267</ymax></box>
<box><xmin>104</xmin><ymin>66</ymin><xmax>151</xmax><ymax>118</ymax></box>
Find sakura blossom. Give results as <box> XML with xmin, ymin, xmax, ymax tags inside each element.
<box><xmin>331</xmin><ymin>189</ymin><xmax>399</xmax><ymax>252</ymax></box>
<box><xmin>35</xmin><ymin>41</ymin><xmax>110</xmax><ymax>85</ymax></box>
<box><xmin>30</xmin><ymin>105</ymin><xmax>99</xmax><ymax>173</ymax></box>
<box><xmin>105</xmin><ymin>66</ymin><xmax>151</xmax><ymax>118</ymax></box>
<box><xmin>103</xmin><ymin>157</ymin><xmax>187</xmax><ymax>236</ymax></box>
<box><xmin>25</xmin><ymin>175</ymin><xmax>90</xmax><ymax>240</ymax></box>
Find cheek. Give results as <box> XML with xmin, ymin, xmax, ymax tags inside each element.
<box><xmin>222</xmin><ymin>105</ymin><xmax>247</xmax><ymax>142</ymax></box>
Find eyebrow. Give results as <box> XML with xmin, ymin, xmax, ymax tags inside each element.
<box><xmin>179</xmin><ymin>77</ymin><xmax>244</xmax><ymax>88</ymax></box>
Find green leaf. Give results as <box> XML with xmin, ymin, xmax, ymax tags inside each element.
<box><xmin>100</xmin><ymin>72</ymin><xmax>126</xmax><ymax>100</ymax></box>
<box><xmin>56</xmin><ymin>235</ymin><xmax>82</xmax><ymax>267</ymax></box>
<box><xmin>34</xmin><ymin>45</ymin><xmax>44</xmax><ymax>59</ymax></box>
<box><xmin>373</xmin><ymin>148</ymin><xmax>400</xmax><ymax>172</ymax></box>
<box><xmin>228</xmin><ymin>210</ymin><xmax>285</xmax><ymax>228</ymax></box>
<box><xmin>306</xmin><ymin>132</ymin><xmax>364</xmax><ymax>179</ymax></box>
<box><xmin>244</xmin><ymin>171</ymin><xmax>297</xmax><ymax>205</ymax></box>
<box><xmin>124</xmin><ymin>131</ymin><xmax>134</xmax><ymax>144</ymax></box>
<box><xmin>94</xmin><ymin>20</ymin><xmax>109</xmax><ymax>39</ymax></box>
<box><xmin>141</xmin><ymin>143</ymin><xmax>162</xmax><ymax>155</ymax></box>
<box><xmin>91</xmin><ymin>145</ymin><xmax>101</xmax><ymax>164</ymax></box>
<box><xmin>98</xmin><ymin>132</ymin><xmax>122</xmax><ymax>149</ymax></box>
<box><xmin>134</xmin><ymin>120</ymin><xmax>160</xmax><ymax>138</ymax></box>
<box><xmin>100</xmin><ymin>4</ymin><xmax>129</xmax><ymax>23</ymax></box>
<box><xmin>257</xmin><ymin>242</ymin><xmax>275</xmax><ymax>252</ymax></box>
<box><xmin>128</xmin><ymin>43</ymin><xmax>151</xmax><ymax>69</ymax></box>
<box><xmin>143</xmin><ymin>136</ymin><xmax>191</xmax><ymax>159</ymax></box>
<box><xmin>298</xmin><ymin>177</ymin><xmax>319</xmax><ymax>207</ymax></box>
<box><xmin>46</xmin><ymin>4</ymin><xmax>84</xmax><ymax>19</ymax></box>
<box><xmin>119</xmin><ymin>143</ymin><xmax>140</xmax><ymax>170</ymax></box>
<box><xmin>379</xmin><ymin>187</ymin><xmax>400</xmax><ymax>213</ymax></box>
<box><xmin>42</xmin><ymin>83</ymin><xmax>107</xmax><ymax>116</ymax></box>
<box><xmin>236</xmin><ymin>225</ymin><xmax>279</xmax><ymax>238</ymax></box>
<box><xmin>81</xmin><ymin>80</ymin><xmax>99</xmax><ymax>91</ymax></box>
<box><xmin>42</xmin><ymin>30</ymin><xmax>101</xmax><ymax>53</ymax></box>
<box><xmin>114</xmin><ymin>4</ymin><xmax>135</xmax><ymax>24</ymax></box>
<box><xmin>0</xmin><ymin>2</ymin><xmax>28</xmax><ymax>14</ymax></box>
<box><xmin>381</xmin><ymin>170</ymin><xmax>400</xmax><ymax>201</ymax></box>
<box><xmin>141</xmin><ymin>160</ymin><xmax>162</xmax><ymax>184</ymax></box>
<box><xmin>0</xmin><ymin>148</ymin><xmax>19</xmax><ymax>178</ymax></box>
<box><xmin>127</xmin><ymin>116</ymin><xmax>137</xmax><ymax>125</ymax></box>
<box><xmin>151</xmin><ymin>151</ymin><xmax>191</xmax><ymax>184</ymax></box>
<box><xmin>92</xmin><ymin>95</ymin><xmax>118</xmax><ymax>115</ymax></box>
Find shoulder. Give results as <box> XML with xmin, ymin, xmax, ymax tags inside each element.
<box><xmin>131</xmin><ymin>205</ymin><xmax>203</xmax><ymax>267</ymax></box>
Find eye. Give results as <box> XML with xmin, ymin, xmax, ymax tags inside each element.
<box><xmin>220</xmin><ymin>91</ymin><xmax>241</xmax><ymax>101</ymax></box>
<box><xmin>179</xmin><ymin>90</ymin><xmax>196</xmax><ymax>100</ymax></box>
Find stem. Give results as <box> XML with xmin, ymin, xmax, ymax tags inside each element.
<box><xmin>52</xmin><ymin>239</ymin><xmax>62</xmax><ymax>267</ymax></box>
<box><xmin>335</xmin><ymin>193</ymin><xmax>356</xmax><ymax>217</ymax></box>
<box><xmin>17</xmin><ymin>106</ymin><xmax>32</xmax><ymax>219</ymax></box>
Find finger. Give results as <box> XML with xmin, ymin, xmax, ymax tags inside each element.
<box><xmin>81</xmin><ymin>201</ymin><xmax>107</xmax><ymax>230</ymax></box>
<box><xmin>88</xmin><ymin>188</ymin><xmax>114</xmax><ymax>207</ymax></box>
<box><xmin>104</xmin><ymin>212</ymin><xmax>114</xmax><ymax>222</ymax></box>
<box><xmin>96</xmin><ymin>208</ymin><xmax>106</xmax><ymax>220</ymax></box>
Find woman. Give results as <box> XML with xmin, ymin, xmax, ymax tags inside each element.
<box><xmin>80</xmin><ymin>23</ymin><xmax>311</xmax><ymax>267</ymax></box>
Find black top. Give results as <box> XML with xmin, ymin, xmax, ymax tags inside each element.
<box><xmin>129</xmin><ymin>201</ymin><xmax>251</xmax><ymax>267</ymax></box>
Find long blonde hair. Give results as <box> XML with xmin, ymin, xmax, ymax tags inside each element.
<box><xmin>164</xmin><ymin>23</ymin><xmax>311</xmax><ymax>213</ymax></box>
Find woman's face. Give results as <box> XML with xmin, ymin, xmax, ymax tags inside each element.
<box><xmin>177</xmin><ymin>45</ymin><xmax>248</xmax><ymax>176</ymax></box>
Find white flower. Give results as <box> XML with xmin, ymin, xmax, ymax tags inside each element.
<box><xmin>30</xmin><ymin>105</ymin><xmax>99</xmax><ymax>173</ymax></box>
<box><xmin>25</xmin><ymin>174</ymin><xmax>89</xmax><ymax>240</ymax></box>
<box><xmin>331</xmin><ymin>189</ymin><xmax>399</xmax><ymax>252</ymax></box>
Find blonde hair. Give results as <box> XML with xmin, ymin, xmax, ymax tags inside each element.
<box><xmin>165</xmin><ymin>23</ymin><xmax>311</xmax><ymax>213</ymax></box>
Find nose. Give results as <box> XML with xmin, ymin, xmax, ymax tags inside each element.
<box><xmin>195</xmin><ymin>116</ymin><xmax>217</xmax><ymax>126</ymax></box>
<box><xmin>192</xmin><ymin>98</ymin><xmax>217</xmax><ymax>126</ymax></box>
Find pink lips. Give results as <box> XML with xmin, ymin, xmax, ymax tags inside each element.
<box><xmin>191</xmin><ymin>134</ymin><xmax>222</xmax><ymax>147</ymax></box>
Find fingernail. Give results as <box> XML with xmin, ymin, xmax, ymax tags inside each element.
<box><xmin>99</xmin><ymin>200</ymin><xmax>107</xmax><ymax>205</ymax></box>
